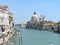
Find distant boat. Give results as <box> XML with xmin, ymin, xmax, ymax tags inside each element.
<box><xmin>16</xmin><ymin>32</ymin><xmax>21</xmax><ymax>35</ymax></box>
<box><xmin>9</xmin><ymin>43</ymin><xmax>13</xmax><ymax>45</ymax></box>
<box><xmin>54</xmin><ymin>30</ymin><xmax>60</xmax><ymax>34</ymax></box>
<box><xmin>48</xmin><ymin>43</ymin><xmax>53</xmax><ymax>45</ymax></box>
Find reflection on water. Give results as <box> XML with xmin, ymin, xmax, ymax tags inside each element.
<box><xmin>9</xmin><ymin>26</ymin><xmax>60</xmax><ymax>45</ymax></box>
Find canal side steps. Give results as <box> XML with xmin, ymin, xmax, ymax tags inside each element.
<box><xmin>5</xmin><ymin>28</ymin><xmax>22</xmax><ymax>45</ymax></box>
<box><xmin>0</xmin><ymin>33</ymin><xmax>13</xmax><ymax>45</ymax></box>
<box><xmin>0</xmin><ymin>28</ymin><xmax>21</xmax><ymax>45</ymax></box>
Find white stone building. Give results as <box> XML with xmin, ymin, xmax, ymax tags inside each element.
<box><xmin>0</xmin><ymin>5</ymin><xmax>14</xmax><ymax>44</ymax></box>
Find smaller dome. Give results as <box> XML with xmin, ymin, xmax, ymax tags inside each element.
<box><xmin>40</xmin><ymin>15</ymin><xmax>45</xmax><ymax>19</ymax></box>
<box><xmin>39</xmin><ymin>15</ymin><xmax>45</xmax><ymax>21</ymax></box>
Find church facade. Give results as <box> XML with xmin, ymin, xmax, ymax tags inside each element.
<box><xmin>26</xmin><ymin>12</ymin><xmax>55</xmax><ymax>30</ymax></box>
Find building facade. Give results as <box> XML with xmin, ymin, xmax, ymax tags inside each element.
<box><xmin>0</xmin><ymin>5</ymin><xmax>14</xmax><ymax>44</ymax></box>
<box><xmin>54</xmin><ymin>21</ymin><xmax>60</xmax><ymax>33</ymax></box>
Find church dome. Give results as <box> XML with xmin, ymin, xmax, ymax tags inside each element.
<box><xmin>32</xmin><ymin>12</ymin><xmax>38</xmax><ymax>18</ymax></box>
<box><xmin>31</xmin><ymin>12</ymin><xmax>38</xmax><ymax>21</ymax></box>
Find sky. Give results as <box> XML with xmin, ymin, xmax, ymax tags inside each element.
<box><xmin>0</xmin><ymin>0</ymin><xmax>60</xmax><ymax>24</ymax></box>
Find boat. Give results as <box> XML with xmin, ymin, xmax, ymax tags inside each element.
<box><xmin>9</xmin><ymin>43</ymin><xmax>13</xmax><ymax>45</ymax></box>
<box><xmin>48</xmin><ymin>43</ymin><xmax>53</xmax><ymax>45</ymax></box>
<box><xmin>16</xmin><ymin>32</ymin><xmax>21</xmax><ymax>35</ymax></box>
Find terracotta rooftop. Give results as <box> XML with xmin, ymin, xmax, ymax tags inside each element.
<box><xmin>0</xmin><ymin>5</ymin><xmax>8</xmax><ymax>9</ymax></box>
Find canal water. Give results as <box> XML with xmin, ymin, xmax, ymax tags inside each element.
<box><xmin>9</xmin><ymin>26</ymin><xmax>60</xmax><ymax>45</ymax></box>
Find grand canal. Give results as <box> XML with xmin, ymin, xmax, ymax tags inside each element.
<box><xmin>9</xmin><ymin>26</ymin><xmax>60</xmax><ymax>45</ymax></box>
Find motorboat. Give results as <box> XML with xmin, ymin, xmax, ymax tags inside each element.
<box><xmin>48</xmin><ymin>43</ymin><xmax>53</xmax><ymax>45</ymax></box>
